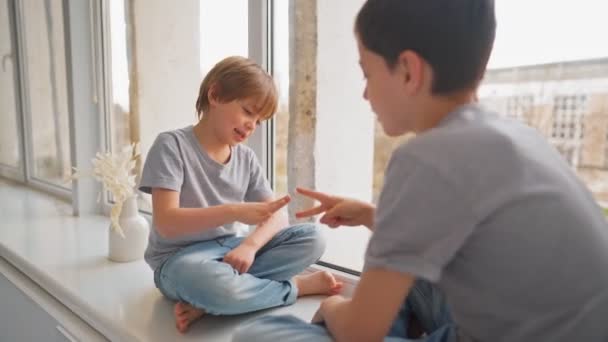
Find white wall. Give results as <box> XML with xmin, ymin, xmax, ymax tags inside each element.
<box><xmin>133</xmin><ymin>0</ymin><xmax>201</xmax><ymax>160</ymax></box>
<box><xmin>199</xmin><ymin>1</ymin><xmax>248</xmax><ymax>74</ymax></box>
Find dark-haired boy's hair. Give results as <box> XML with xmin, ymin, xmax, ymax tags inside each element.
<box><xmin>355</xmin><ymin>0</ymin><xmax>496</xmax><ymax>95</ymax></box>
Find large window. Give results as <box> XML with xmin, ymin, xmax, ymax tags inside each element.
<box><xmin>274</xmin><ymin>0</ymin><xmax>608</xmax><ymax>272</ymax></box>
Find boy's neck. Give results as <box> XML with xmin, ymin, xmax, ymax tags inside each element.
<box><xmin>416</xmin><ymin>90</ymin><xmax>477</xmax><ymax>133</ymax></box>
<box><xmin>193</xmin><ymin>120</ymin><xmax>232</xmax><ymax>164</ymax></box>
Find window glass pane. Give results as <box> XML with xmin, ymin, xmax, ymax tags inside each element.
<box><xmin>275</xmin><ymin>1</ymin><xmax>371</xmax><ymax>271</ymax></box>
<box><xmin>108</xmin><ymin>0</ymin><xmax>130</xmax><ymax>180</ymax></box>
<box><xmin>108</xmin><ymin>1</ymin><xmax>248</xmax><ymax>211</ymax></box>
<box><xmin>0</xmin><ymin>0</ymin><xmax>21</xmax><ymax>169</ymax></box>
<box><xmin>22</xmin><ymin>0</ymin><xmax>71</xmax><ymax>185</ymax></box>
<box><xmin>478</xmin><ymin>0</ymin><xmax>608</xmax><ymax>207</ymax></box>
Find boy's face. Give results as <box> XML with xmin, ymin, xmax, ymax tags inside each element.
<box><xmin>357</xmin><ymin>36</ymin><xmax>425</xmax><ymax>136</ymax></box>
<box><xmin>210</xmin><ymin>96</ymin><xmax>262</xmax><ymax>146</ymax></box>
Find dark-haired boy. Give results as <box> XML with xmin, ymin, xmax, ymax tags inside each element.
<box><xmin>233</xmin><ymin>1</ymin><xmax>608</xmax><ymax>341</ymax></box>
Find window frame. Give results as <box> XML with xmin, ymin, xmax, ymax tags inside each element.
<box><xmin>248</xmin><ymin>0</ymin><xmax>276</xmax><ymax>189</ymax></box>
<box><xmin>0</xmin><ymin>0</ymin><xmax>25</xmax><ymax>182</ymax></box>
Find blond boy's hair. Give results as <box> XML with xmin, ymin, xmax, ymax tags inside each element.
<box><xmin>195</xmin><ymin>56</ymin><xmax>278</xmax><ymax>121</ymax></box>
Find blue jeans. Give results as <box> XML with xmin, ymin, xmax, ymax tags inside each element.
<box><xmin>232</xmin><ymin>279</ymin><xmax>457</xmax><ymax>342</ymax></box>
<box><xmin>154</xmin><ymin>223</ymin><xmax>325</xmax><ymax>315</ymax></box>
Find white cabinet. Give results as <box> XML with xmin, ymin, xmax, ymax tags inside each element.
<box><xmin>0</xmin><ymin>259</ymin><xmax>108</xmax><ymax>342</ymax></box>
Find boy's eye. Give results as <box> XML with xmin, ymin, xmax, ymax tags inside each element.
<box><xmin>243</xmin><ymin>107</ymin><xmax>254</xmax><ymax>116</ymax></box>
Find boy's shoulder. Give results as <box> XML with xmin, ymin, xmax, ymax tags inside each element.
<box><xmin>151</xmin><ymin>126</ymin><xmax>198</xmax><ymax>150</ymax></box>
<box><xmin>393</xmin><ymin>104</ymin><xmax>535</xmax><ymax>168</ymax></box>
<box><xmin>155</xmin><ymin>126</ymin><xmax>191</xmax><ymax>140</ymax></box>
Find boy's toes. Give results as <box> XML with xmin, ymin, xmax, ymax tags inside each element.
<box><xmin>176</xmin><ymin>320</ymin><xmax>187</xmax><ymax>333</ymax></box>
<box><xmin>330</xmin><ymin>282</ymin><xmax>344</xmax><ymax>295</ymax></box>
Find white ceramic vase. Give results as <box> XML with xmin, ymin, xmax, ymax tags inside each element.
<box><xmin>108</xmin><ymin>196</ymin><xmax>149</xmax><ymax>262</ymax></box>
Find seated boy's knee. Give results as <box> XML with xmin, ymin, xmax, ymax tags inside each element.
<box><xmin>311</xmin><ymin>225</ymin><xmax>326</xmax><ymax>259</ymax></box>
<box><xmin>173</xmin><ymin>261</ymin><xmax>238</xmax><ymax>295</ymax></box>
<box><xmin>298</xmin><ymin>223</ymin><xmax>326</xmax><ymax>259</ymax></box>
<box><xmin>182</xmin><ymin>278</ymin><xmax>246</xmax><ymax>314</ymax></box>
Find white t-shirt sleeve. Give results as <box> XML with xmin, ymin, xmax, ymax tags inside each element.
<box><xmin>138</xmin><ymin>133</ymin><xmax>184</xmax><ymax>194</ymax></box>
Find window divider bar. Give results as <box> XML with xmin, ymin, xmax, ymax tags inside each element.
<box><xmin>63</xmin><ymin>0</ymin><xmax>104</xmax><ymax>216</ymax></box>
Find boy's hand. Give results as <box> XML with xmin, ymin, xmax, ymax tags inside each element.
<box><xmin>233</xmin><ymin>195</ymin><xmax>290</xmax><ymax>225</ymax></box>
<box><xmin>311</xmin><ymin>295</ymin><xmax>348</xmax><ymax>323</ymax></box>
<box><xmin>223</xmin><ymin>243</ymin><xmax>257</xmax><ymax>274</ymax></box>
<box><xmin>311</xmin><ymin>307</ymin><xmax>325</xmax><ymax>324</ymax></box>
<box><xmin>296</xmin><ymin>188</ymin><xmax>375</xmax><ymax>229</ymax></box>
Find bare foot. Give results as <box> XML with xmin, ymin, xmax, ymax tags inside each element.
<box><xmin>294</xmin><ymin>271</ymin><xmax>344</xmax><ymax>297</ymax></box>
<box><xmin>174</xmin><ymin>301</ymin><xmax>205</xmax><ymax>333</ymax></box>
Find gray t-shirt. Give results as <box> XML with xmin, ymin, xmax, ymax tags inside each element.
<box><xmin>139</xmin><ymin>126</ymin><xmax>273</xmax><ymax>271</ymax></box>
<box><xmin>365</xmin><ymin>104</ymin><xmax>608</xmax><ymax>341</ymax></box>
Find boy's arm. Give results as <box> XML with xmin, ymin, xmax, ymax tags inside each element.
<box><xmin>222</xmin><ymin>197</ymin><xmax>288</xmax><ymax>273</ymax></box>
<box><xmin>319</xmin><ymin>268</ymin><xmax>414</xmax><ymax>342</ymax></box>
<box><xmin>152</xmin><ymin>189</ymin><xmax>288</xmax><ymax>239</ymax></box>
<box><xmin>240</xmin><ymin>197</ymin><xmax>290</xmax><ymax>250</ymax></box>
<box><xmin>152</xmin><ymin>188</ymin><xmax>238</xmax><ymax>238</ymax></box>
<box><xmin>242</xmin><ymin>150</ymin><xmax>288</xmax><ymax>245</ymax></box>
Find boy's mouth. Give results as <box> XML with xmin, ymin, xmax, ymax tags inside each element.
<box><xmin>234</xmin><ymin>128</ymin><xmax>247</xmax><ymax>140</ymax></box>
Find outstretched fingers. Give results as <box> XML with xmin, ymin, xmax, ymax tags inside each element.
<box><xmin>267</xmin><ymin>195</ymin><xmax>291</xmax><ymax>213</ymax></box>
<box><xmin>296</xmin><ymin>205</ymin><xmax>327</xmax><ymax>219</ymax></box>
<box><xmin>296</xmin><ymin>187</ymin><xmax>333</xmax><ymax>203</ymax></box>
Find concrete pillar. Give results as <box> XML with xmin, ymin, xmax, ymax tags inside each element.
<box><xmin>287</xmin><ymin>0</ymin><xmax>317</xmax><ymax>221</ymax></box>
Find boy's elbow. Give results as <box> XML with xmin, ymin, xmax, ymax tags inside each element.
<box><xmin>153</xmin><ymin>212</ymin><xmax>175</xmax><ymax>239</ymax></box>
<box><xmin>155</xmin><ymin>225</ymin><xmax>174</xmax><ymax>239</ymax></box>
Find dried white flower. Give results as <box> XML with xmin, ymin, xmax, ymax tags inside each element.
<box><xmin>70</xmin><ymin>142</ymin><xmax>141</xmax><ymax>238</ymax></box>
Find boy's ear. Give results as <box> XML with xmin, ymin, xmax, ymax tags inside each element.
<box><xmin>207</xmin><ymin>84</ymin><xmax>219</xmax><ymax>106</ymax></box>
<box><xmin>398</xmin><ymin>50</ymin><xmax>425</xmax><ymax>93</ymax></box>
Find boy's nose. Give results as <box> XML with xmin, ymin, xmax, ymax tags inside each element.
<box><xmin>363</xmin><ymin>86</ymin><xmax>369</xmax><ymax>100</ymax></box>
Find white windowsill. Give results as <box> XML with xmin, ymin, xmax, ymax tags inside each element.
<box><xmin>0</xmin><ymin>179</ymin><xmax>358</xmax><ymax>342</ymax></box>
